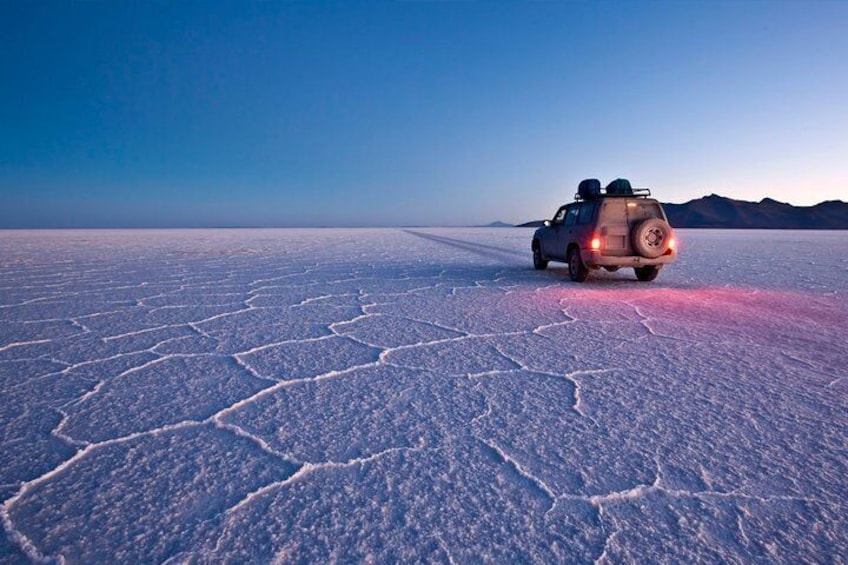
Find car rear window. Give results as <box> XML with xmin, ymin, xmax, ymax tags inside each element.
<box><xmin>564</xmin><ymin>206</ymin><xmax>580</xmax><ymax>226</ymax></box>
<box><xmin>578</xmin><ymin>202</ymin><xmax>596</xmax><ymax>224</ymax></box>
<box><xmin>628</xmin><ymin>200</ymin><xmax>663</xmax><ymax>221</ymax></box>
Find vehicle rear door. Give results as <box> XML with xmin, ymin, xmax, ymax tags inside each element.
<box><xmin>597</xmin><ymin>198</ymin><xmax>630</xmax><ymax>256</ymax></box>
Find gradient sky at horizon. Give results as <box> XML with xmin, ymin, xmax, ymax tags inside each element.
<box><xmin>2</xmin><ymin>1</ymin><xmax>847</xmax><ymax>228</ymax></box>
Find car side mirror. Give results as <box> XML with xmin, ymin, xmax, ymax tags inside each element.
<box><xmin>544</xmin><ymin>220</ymin><xmax>551</xmax><ymax>227</ymax></box>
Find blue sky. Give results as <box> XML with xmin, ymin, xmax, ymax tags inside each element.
<box><xmin>2</xmin><ymin>1</ymin><xmax>846</xmax><ymax>228</ymax></box>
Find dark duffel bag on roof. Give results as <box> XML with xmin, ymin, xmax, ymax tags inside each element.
<box><xmin>605</xmin><ymin>178</ymin><xmax>633</xmax><ymax>195</ymax></box>
<box><xmin>578</xmin><ymin>178</ymin><xmax>601</xmax><ymax>199</ymax></box>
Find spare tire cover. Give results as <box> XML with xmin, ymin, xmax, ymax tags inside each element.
<box><xmin>631</xmin><ymin>218</ymin><xmax>671</xmax><ymax>258</ymax></box>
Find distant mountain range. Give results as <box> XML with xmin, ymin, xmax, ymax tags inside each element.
<box><xmin>479</xmin><ymin>221</ymin><xmax>516</xmax><ymax>228</ymax></box>
<box><xmin>663</xmin><ymin>195</ymin><xmax>848</xmax><ymax>229</ymax></box>
<box><xmin>514</xmin><ymin>194</ymin><xmax>848</xmax><ymax>229</ymax></box>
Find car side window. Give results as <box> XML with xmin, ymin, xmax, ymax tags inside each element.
<box><xmin>552</xmin><ymin>207</ymin><xmax>567</xmax><ymax>224</ymax></box>
<box><xmin>564</xmin><ymin>205</ymin><xmax>580</xmax><ymax>226</ymax></box>
<box><xmin>578</xmin><ymin>202</ymin><xmax>596</xmax><ymax>224</ymax></box>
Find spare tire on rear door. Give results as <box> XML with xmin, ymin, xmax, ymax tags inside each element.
<box><xmin>631</xmin><ymin>218</ymin><xmax>672</xmax><ymax>258</ymax></box>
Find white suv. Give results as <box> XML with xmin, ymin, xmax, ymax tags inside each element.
<box><xmin>531</xmin><ymin>178</ymin><xmax>677</xmax><ymax>282</ymax></box>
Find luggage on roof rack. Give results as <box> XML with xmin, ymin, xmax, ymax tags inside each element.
<box><xmin>573</xmin><ymin>177</ymin><xmax>652</xmax><ymax>200</ymax></box>
<box><xmin>605</xmin><ymin>178</ymin><xmax>633</xmax><ymax>195</ymax></box>
<box><xmin>577</xmin><ymin>178</ymin><xmax>601</xmax><ymax>200</ymax></box>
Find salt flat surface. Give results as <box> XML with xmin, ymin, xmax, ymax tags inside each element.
<box><xmin>1</xmin><ymin>228</ymin><xmax>846</xmax><ymax>563</ymax></box>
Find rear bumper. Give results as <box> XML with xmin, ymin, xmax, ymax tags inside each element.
<box><xmin>583</xmin><ymin>249</ymin><xmax>676</xmax><ymax>268</ymax></box>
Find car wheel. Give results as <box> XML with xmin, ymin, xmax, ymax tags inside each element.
<box><xmin>533</xmin><ymin>244</ymin><xmax>548</xmax><ymax>270</ymax></box>
<box><xmin>634</xmin><ymin>265</ymin><xmax>660</xmax><ymax>281</ymax></box>
<box><xmin>568</xmin><ymin>248</ymin><xmax>589</xmax><ymax>282</ymax></box>
<box><xmin>631</xmin><ymin>219</ymin><xmax>672</xmax><ymax>258</ymax></box>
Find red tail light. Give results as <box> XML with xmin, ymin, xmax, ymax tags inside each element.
<box><xmin>590</xmin><ymin>236</ymin><xmax>601</xmax><ymax>251</ymax></box>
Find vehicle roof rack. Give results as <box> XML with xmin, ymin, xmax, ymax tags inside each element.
<box><xmin>573</xmin><ymin>187</ymin><xmax>652</xmax><ymax>201</ymax></box>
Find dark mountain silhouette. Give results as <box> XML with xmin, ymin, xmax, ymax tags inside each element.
<box><xmin>662</xmin><ymin>194</ymin><xmax>848</xmax><ymax>229</ymax></box>
<box><xmin>516</xmin><ymin>195</ymin><xmax>848</xmax><ymax>229</ymax></box>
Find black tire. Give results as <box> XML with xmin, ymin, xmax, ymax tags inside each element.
<box><xmin>568</xmin><ymin>247</ymin><xmax>589</xmax><ymax>282</ymax></box>
<box><xmin>631</xmin><ymin>218</ymin><xmax>672</xmax><ymax>258</ymax></box>
<box><xmin>634</xmin><ymin>265</ymin><xmax>660</xmax><ymax>282</ymax></box>
<box><xmin>533</xmin><ymin>244</ymin><xmax>548</xmax><ymax>270</ymax></box>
